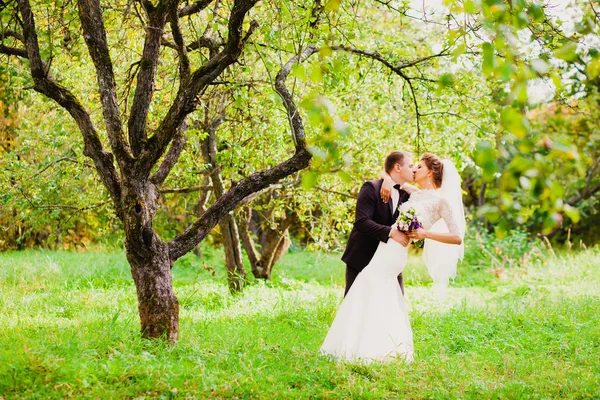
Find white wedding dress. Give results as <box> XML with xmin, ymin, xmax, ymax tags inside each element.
<box><xmin>320</xmin><ymin>185</ymin><xmax>462</xmax><ymax>363</ymax></box>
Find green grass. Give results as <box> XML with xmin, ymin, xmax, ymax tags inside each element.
<box><xmin>0</xmin><ymin>246</ymin><xmax>599</xmax><ymax>398</ymax></box>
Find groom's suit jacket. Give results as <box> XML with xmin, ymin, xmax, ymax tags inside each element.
<box><xmin>342</xmin><ymin>179</ymin><xmax>410</xmax><ymax>273</ymax></box>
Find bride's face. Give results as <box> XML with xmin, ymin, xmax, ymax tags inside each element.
<box><xmin>413</xmin><ymin>161</ymin><xmax>432</xmax><ymax>186</ymax></box>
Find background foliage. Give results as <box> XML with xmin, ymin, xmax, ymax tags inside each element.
<box><xmin>1</xmin><ymin>0</ymin><xmax>598</xmax><ymax>276</ymax></box>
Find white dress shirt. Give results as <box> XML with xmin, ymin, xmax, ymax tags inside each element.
<box><xmin>391</xmin><ymin>186</ymin><xmax>400</xmax><ymax>217</ymax></box>
<box><xmin>388</xmin><ymin>185</ymin><xmax>401</xmax><ymax>237</ymax></box>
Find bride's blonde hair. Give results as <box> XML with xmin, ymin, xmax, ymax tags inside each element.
<box><xmin>421</xmin><ymin>153</ymin><xmax>444</xmax><ymax>188</ymax></box>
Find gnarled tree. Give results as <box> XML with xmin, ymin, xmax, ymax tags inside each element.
<box><xmin>0</xmin><ymin>0</ymin><xmax>316</xmax><ymax>342</ymax></box>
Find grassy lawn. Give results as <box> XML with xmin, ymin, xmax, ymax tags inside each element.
<box><xmin>0</xmin><ymin>246</ymin><xmax>599</xmax><ymax>398</ymax></box>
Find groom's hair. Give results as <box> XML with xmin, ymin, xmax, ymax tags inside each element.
<box><xmin>385</xmin><ymin>151</ymin><xmax>411</xmax><ymax>173</ymax></box>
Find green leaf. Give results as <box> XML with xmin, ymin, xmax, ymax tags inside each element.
<box><xmin>517</xmin><ymin>139</ymin><xmax>535</xmax><ymax>153</ymax></box>
<box><xmin>575</xmin><ymin>18</ymin><xmax>594</xmax><ymax>35</ymax></box>
<box><xmin>452</xmin><ymin>44</ymin><xmax>467</xmax><ymax>58</ymax></box>
<box><xmin>500</xmin><ymin>171</ymin><xmax>518</xmax><ymax>192</ymax></box>
<box><xmin>474</xmin><ymin>140</ymin><xmax>498</xmax><ymax>181</ymax></box>
<box><xmin>563</xmin><ymin>204</ymin><xmax>580</xmax><ymax>223</ymax></box>
<box><xmin>509</xmin><ymin>154</ymin><xmax>531</xmax><ymax>172</ymax></box>
<box><xmin>439</xmin><ymin>73</ymin><xmax>453</xmax><ymax>88</ymax></box>
<box><xmin>302</xmin><ymin>171</ymin><xmax>319</xmax><ymax>189</ymax></box>
<box><xmin>325</xmin><ymin>0</ymin><xmax>340</xmax><ymax>11</ymax></box>
<box><xmin>338</xmin><ymin>170</ymin><xmax>353</xmax><ymax>183</ymax></box>
<box><xmin>307</xmin><ymin>146</ymin><xmax>327</xmax><ymax>160</ymax></box>
<box><xmin>554</xmin><ymin>42</ymin><xmax>579</xmax><ymax>62</ymax></box>
<box><xmin>482</xmin><ymin>42</ymin><xmax>496</xmax><ymax>76</ymax></box>
<box><xmin>499</xmin><ymin>61</ymin><xmax>514</xmax><ymax>82</ymax></box>
<box><xmin>550</xmin><ymin>71</ymin><xmax>564</xmax><ymax>91</ymax></box>
<box><xmin>319</xmin><ymin>47</ymin><xmax>333</xmax><ymax>59</ymax></box>
<box><xmin>528</xmin><ymin>3</ymin><xmax>546</xmax><ymax>21</ymax></box>
<box><xmin>310</xmin><ymin>64</ymin><xmax>323</xmax><ymax>82</ymax></box>
<box><xmin>501</xmin><ymin>107</ymin><xmax>528</xmax><ymax>138</ymax></box>
<box><xmin>464</xmin><ymin>0</ymin><xmax>478</xmax><ymax>14</ymax></box>
<box><xmin>291</xmin><ymin>64</ymin><xmax>307</xmax><ymax>81</ymax></box>
<box><xmin>586</xmin><ymin>59</ymin><xmax>600</xmax><ymax>80</ymax></box>
<box><xmin>550</xmin><ymin>180</ymin><xmax>565</xmax><ymax>199</ymax></box>
<box><xmin>495</xmin><ymin>218</ymin><xmax>509</xmax><ymax>238</ymax></box>
<box><xmin>480</xmin><ymin>205</ymin><xmax>500</xmax><ymax>222</ymax></box>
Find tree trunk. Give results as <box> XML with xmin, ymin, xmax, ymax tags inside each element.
<box><xmin>123</xmin><ymin>181</ymin><xmax>179</xmax><ymax>341</ymax></box>
<box><xmin>239</xmin><ymin>206</ymin><xmax>293</xmax><ymax>280</ymax></box>
<box><xmin>219</xmin><ymin>213</ymin><xmax>246</xmax><ymax>291</ymax></box>
<box><xmin>126</xmin><ymin>237</ymin><xmax>179</xmax><ymax>342</ymax></box>
<box><xmin>199</xmin><ymin>106</ymin><xmax>247</xmax><ymax>292</ymax></box>
<box><xmin>255</xmin><ymin>225</ymin><xmax>292</xmax><ymax>279</ymax></box>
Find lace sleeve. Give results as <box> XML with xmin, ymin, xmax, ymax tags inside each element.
<box><xmin>401</xmin><ymin>183</ymin><xmax>421</xmax><ymax>195</ymax></box>
<box><xmin>438</xmin><ymin>198</ymin><xmax>460</xmax><ymax>235</ymax></box>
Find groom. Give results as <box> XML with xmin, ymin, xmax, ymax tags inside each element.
<box><xmin>341</xmin><ymin>150</ymin><xmax>414</xmax><ymax>296</ymax></box>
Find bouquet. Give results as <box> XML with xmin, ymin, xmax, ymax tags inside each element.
<box><xmin>396</xmin><ymin>207</ymin><xmax>424</xmax><ymax>247</ymax></box>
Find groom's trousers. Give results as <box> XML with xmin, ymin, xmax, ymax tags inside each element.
<box><xmin>344</xmin><ymin>268</ymin><xmax>404</xmax><ymax>297</ymax></box>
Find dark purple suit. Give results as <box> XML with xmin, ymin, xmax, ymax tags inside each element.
<box><xmin>341</xmin><ymin>179</ymin><xmax>410</xmax><ymax>296</ymax></box>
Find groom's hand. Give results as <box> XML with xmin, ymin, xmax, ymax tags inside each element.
<box><xmin>380</xmin><ymin>173</ymin><xmax>395</xmax><ymax>203</ymax></box>
<box><xmin>390</xmin><ymin>228</ymin><xmax>409</xmax><ymax>247</ymax></box>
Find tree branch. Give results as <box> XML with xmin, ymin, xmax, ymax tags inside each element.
<box><xmin>168</xmin><ymin>148</ymin><xmax>311</xmax><ymax>260</ymax></box>
<box><xmin>16</xmin><ymin>184</ymin><xmax>111</xmax><ymax>212</ymax></box>
<box><xmin>186</xmin><ymin>36</ymin><xmax>222</xmax><ymax>53</ymax></box>
<box><xmin>420</xmin><ymin>111</ymin><xmax>487</xmax><ymax>133</ymax></box>
<box><xmin>127</xmin><ymin>2</ymin><xmax>171</xmax><ymax>157</ymax></box>
<box><xmin>314</xmin><ymin>185</ymin><xmax>357</xmax><ymax>199</ymax></box>
<box><xmin>235</xmin><ymin>182</ymin><xmax>294</xmax><ymax>208</ymax></box>
<box><xmin>187</xmin><ymin>0</ymin><xmax>223</xmax><ymax>56</ymax></box>
<box><xmin>585</xmin><ymin>155</ymin><xmax>600</xmax><ymax>193</ymax></box>
<box><xmin>35</xmin><ymin>156</ymin><xmax>93</xmax><ymax>176</ymax></box>
<box><xmin>163</xmin><ymin>1</ymin><xmax>223</xmax><ymax>54</ymax></box>
<box><xmin>0</xmin><ymin>30</ymin><xmax>24</xmax><ymax>43</ymax></box>
<box><xmin>169</xmin><ymin>4</ymin><xmax>190</xmax><ymax>81</ymax></box>
<box><xmin>78</xmin><ymin>0</ymin><xmax>132</xmax><ymax>166</ymax></box>
<box><xmin>140</xmin><ymin>0</ymin><xmax>259</xmax><ymax>176</ymax></box>
<box><xmin>200</xmin><ymin>102</ymin><xmax>228</xmax><ymax>199</ymax></box>
<box><xmin>330</xmin><ymin>45</ymin><xmax>450</xmax><ymax>74</ymax></box>
<box><xmin>160</xmin><ymin>185</ymin><xmax>213</xmax><ymax>194</ymax></box>
<box><xmin>148</xmin><ymin>5</ymin><xmax>194</xmax><ymax>187</ymax></box>
<box><xmin>178</xmin><ymin>0</ymin><xmax>213</xmax><ymax>17</ymax></box>
<box><xmin>150</xmin><ymin>123</ymin><xmax>188</xmax><ymax>186</ymax></box>
<box><xmin>568</xmin><ymin>182</ymin><xmax>600</xmax><ymax>205</ymax></box>
<box><xmin>17</xmin><ymin>0</ymin><xmax>123</xmax><ymax>217</ymax></box>
<box><xmin>405</xmin><ymin>76</ymin><xmax>422</xmax><ymax>153</ymax></box>
<box><xmin>328</xmin><ymin>45</ymin><xmax>453</xmax><ymax>154</ymax></box>
<box><xmin>0</xmin><ymin>43</ymin><xmax>27</xmax><ymax>58</ymax></box>
<box><xmin>274</xmin><ymin>46</ymin><xmax>319</xmax><ymax>150</ymax></box>
<box><xmin>167</xmin><ymin>44</ymin><xmax>316</xmax><ymax>261</ymax></box>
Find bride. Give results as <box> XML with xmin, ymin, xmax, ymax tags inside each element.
<box><xmin>320</xmin><ymin>153</ymin><xmax>466</xmax><ymax>363</ymax></box>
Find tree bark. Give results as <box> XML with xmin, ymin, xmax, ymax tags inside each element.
<box><xmin>239</xmin><ymin>206</ymin><xmax>294</xmax><ymax>280</ymax></box>
<box><xmin>256</xmin><ymin>228</ymin><xmax>291</xmax><ymax>280</ymax></box>
<box><xmin>219</xmin><ymin>214</ymin><xmax>246</xmax><ymax>291</ymax></box>
<box><xmin>122</xmin><ymin>178</ymin><xmax>180</xmax><ymax>341</ymax></box>
<box><xmin>125</xmin><ymin>236</ymin><xmax>179</xmax><ymax>342</ymax></box>
<box><xmin>199</xmin><ymin>107</ymin><xmax>246</xmax><ymax>291</ymax></box>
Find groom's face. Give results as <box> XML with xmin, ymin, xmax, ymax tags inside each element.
<box><xmin>397</xmin><ymin>157</ymin><xmax>414</xmax><ymax>183</ymax></box>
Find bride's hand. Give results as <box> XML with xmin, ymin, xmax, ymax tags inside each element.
<box><xmin>379</xmin><ymin>171</ymin><xmax>394</xmax><ymax>203</ymax></box>
<box><xmin>407</xmin><ymin>228</ymin><xmax>427</xmax><ymax>240</ymax></box>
